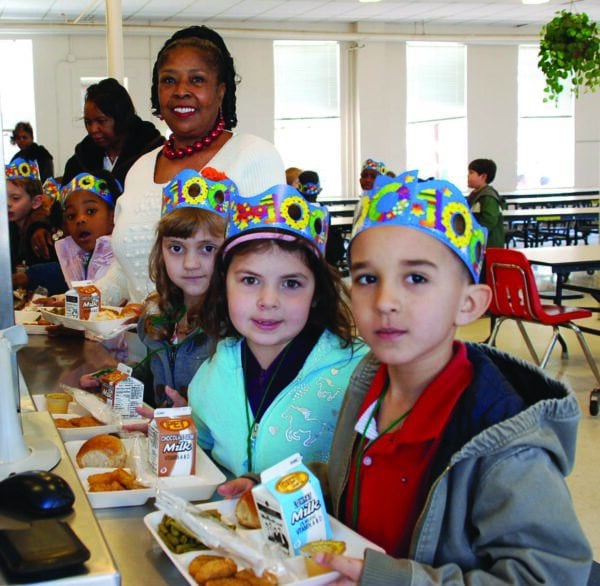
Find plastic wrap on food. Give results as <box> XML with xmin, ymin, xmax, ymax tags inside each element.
<box><xmin>155</xmin><ymin>490</ymin><xmax>296</xmax><ymax>580</ymax></box>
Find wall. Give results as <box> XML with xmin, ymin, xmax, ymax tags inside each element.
<box><xmin>18</xmin><ymin>30</ymin><xmax>600</xmax><ymax>193</ymax></box>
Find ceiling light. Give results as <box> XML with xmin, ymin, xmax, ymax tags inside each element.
<box><xmin>359</xmin><ymin>0</ymin><xmax>382</xmax><ymax>3</ymax></box>
<box><xmin>521</xmin><ymin>0</ymin><xmax>550</xmax><ymax>5</ymax></box>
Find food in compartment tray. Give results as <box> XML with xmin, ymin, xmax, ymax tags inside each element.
<box><xmin>54</xmin><ymin>415</ymin><xmax>104</xmax><ymax>428</ymax></box>
<box><xmin>188</xmin><ymin>554</ymin><xmax>278</xmax><ymax>585</ymax></box>
<box><xmin>235</xmin><ymin>489</ymin><xmax>261</xmax><ymax>529</ymax></box>
<box><xmin>299</xmin><ymin>540</ymin><xmax>347</xmax><ymax>577</ymax></box>
<box><xmin>45</xmin><ymin>392</ymin><xmax>73</xmax><ymax>414</ymax></box>
<box><xmin>75</xmin><ymin>434</ymin><xmax>127</xmax><ymax>468</ymax></box>
<box><xmin>157</xmin><ymin>515</ymin><xmax>208</xmax><ymax>554</ymax></box>
<box><xmin>87</xmin><ymin>467</ymin><xmax>146</xmax><ymax>492</ymax></box>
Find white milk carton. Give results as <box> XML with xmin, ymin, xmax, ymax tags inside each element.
<box><xmin>148</xmin><ymin>406</ymin><xmax>197</xmax><ymax>477</ymax></box>
<box><xmin>252</xmin><ymin>453</ymin><xmax>331</xmax><ymax>556</ymax></box>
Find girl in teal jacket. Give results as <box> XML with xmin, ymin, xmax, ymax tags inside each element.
<box><xmin>188</xmin><ymin>184</ymin><xmax>366</xmax><ymax>476</ymax></box>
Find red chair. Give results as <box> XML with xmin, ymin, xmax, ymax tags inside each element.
<box><xmin>485</xmin><ymin>247</ymin><xmax>600</xmax><ymax>414</ymax></box>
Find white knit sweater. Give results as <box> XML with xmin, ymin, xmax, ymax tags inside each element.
<box><xmin>95</xmin><ymin>134</ymin><xmax>285</xmax><ymax>304</ymax></box>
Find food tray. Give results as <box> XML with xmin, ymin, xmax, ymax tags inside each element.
<box><xmin>32</xmin><ymin>394</ymin><xmax>147</xmax><ymax>441</ymax></box>
<box><xmin>14</xmin><ymin>310</ymin><xmax>50</xmax><ymax>335</ymax></box>
<box><xmin>39</xmin><ymin>306</ymin><xmax>132</xmax><ymax>338</ymax></box>
<box><xmin>65</xmin><ymin>439</ymin><xmax>226</xmax><ymax>508</ymax></box>
<box><xmin>144</xmin><ymin>499</ymin><xmax>383</xmax><ymax>585</ymax></box>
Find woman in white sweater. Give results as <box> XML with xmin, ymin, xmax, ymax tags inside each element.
<box><xmin>96</xmin><ymin>25</ymin><xmax>284</xmax><ymax>305</ymax></box>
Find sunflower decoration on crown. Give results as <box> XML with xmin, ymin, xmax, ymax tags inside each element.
<box><xmin>5</xmin><ymin>158</ymin><xmax>40</xmax><ymax>181</ymax></box>
<box><xmin>162</xmin><ymin>167</ymin><xmax>237</xmax><ymax>217</ymax></box>
<box><xmin>227</xmin><ymin>184</ymin><xmax>329</xmax><ymax>255</ymax></box>
<box><xmin>60</xmin><ymin>173</ymin><xmax>120</xmax><ymax>208</ymax></box>
<box><xmin>42</xmin><ymin>177</ymin><xmax>61</xmax><ymax>201</ymax></box>
<box><xmin>352</xmin><ymin>171</ymin><xmax>487</xmax><ymax>282</ymax></box>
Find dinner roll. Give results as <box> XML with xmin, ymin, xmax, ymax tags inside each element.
<box><xmin>76</xmin><ymin>434</ymin><xmax>127</xmax><ymax>468</ymax></box>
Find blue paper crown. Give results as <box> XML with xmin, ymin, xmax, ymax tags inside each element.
<box><xmin>362</xmin><ymin>158</ymin><xmax>386</xmax><ymax>174</ymax></box>
<box><xmin>5</xmin><ymin>158</ymin><xmax>40</xmax><ymax>181</ymax></box>
<box><xmin>161</xmin><ymin>167</ymin><xmax>237</xmax><ymax>217</ymax></box>
<box><xmin>60</xmin><ymin>173</ymin><xmax>122</xmax><ymax>209</ymax></box>
<box><xmin>42</xmin><ymin>177</ymin><xmax>61</xmax><ymax>201</ymax></box>
<box><xmin>226</xmin><ymin>184</ymin><xmax>329</xmax><ymax>256</ymax></box>
<box><xmin>351</xmin><ymin>171</ymin><xmax>487</xmax><ymax>282</ymax></box>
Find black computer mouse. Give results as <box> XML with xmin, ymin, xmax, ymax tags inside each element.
<box><xmin>0</xmin><ymin>471</ymin><xmax>75</xmax><ymax>517</ymax></box>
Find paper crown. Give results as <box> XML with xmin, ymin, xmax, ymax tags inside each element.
<box><xmin>161</xmin><ymin>167</ymin><xmax>237</xmax><ymax>217</ymax></box>
<box><xmin>361</xmin><ymin>158</ymin><xmax>386</xmax><ymax>174</ymax></box>
<box><xmin>351</xmin><ymin>171</ymin><xmax>487</xmax><ymax>282</ymax></box>
<box><xmin>225</xmin><ymin>184</ymin><xmax>329</xmax><ymax>256</ymax></box>
<box><xmin>60</xmin><ymin>173</ymin><xmax>122</xmax><ymax>209</ymax></box>
<box><xmin>5</xmin><ymin>158</ymin><xmax>40</xmax><ymax>181</ymax></box>
<box><xmin>42</xmin><ymin>177</ymin><xmax>61</xmax><ymax>201</ymax></box>
<box><xmin>297</xmin><ymin>170</ymin><xmax>322</xmax><ymax>199</ymax></box>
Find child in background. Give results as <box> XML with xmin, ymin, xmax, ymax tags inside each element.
<box><xmin>359</xmin><ymin>158</ymin><xmax>385</xmax><ymax>193</ymax></box>
<box><xmin>7</xmin><ymin>158</ymin><xmax>47</xmax><ymax>271</ymax></box>
<box><xmin>81</xmin><ymin>168</ymin><xmax>236</xmax><ymax>409</ymax></box>
<box><xmin>285</xmin><ymin>166</ymin><xmax>302</xmax><ymax>189</ymax></box>
<box><xmin>310</xmin><ymin>172</ymin><xmax>591</xmax><ymax>583</ymax></box>
<box><xmin>467</xmin><ymin>158</ymin><xmax>506</xmax><ymax>248</ymax></box>
<box><xmin>189</xmin><ymin>184</ymin><xmax>367</xmax><ymax>479</ymax></box>
<box><xmin>7</xmin><ymin>158</ymin><xmax>68</xmax><ymax>295</ymax></box>
<box><xmin>55</xmin><ymin>171</ymin><xmax>121</xmax><ymax>287</ymax></box>
<box><xmin>297</xmin><ymin>169</ymin><xmax>346</xmax><ymax>268</ymax></box>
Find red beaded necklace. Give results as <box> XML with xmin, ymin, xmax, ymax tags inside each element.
<box><xmin>162</xmin><ymin>112</ymin><xmax>226</xmax><ymax>160</ymax></box>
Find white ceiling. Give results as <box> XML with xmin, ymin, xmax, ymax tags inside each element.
<box><xmin>0</xmin><ymin>0</ymin><xmax>599</xmax><ymax>30</ymax></box>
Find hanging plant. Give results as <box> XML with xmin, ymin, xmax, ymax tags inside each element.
<box><xmin>538</xmin><ymin>10</ymin><xmax>600</xmax><ymax>103</ymax></box>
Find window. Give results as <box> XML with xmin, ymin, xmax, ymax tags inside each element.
<box><xmin>517</xmin><ymin>45</ymin><xmax>574</xmax><ymax>188</ymax></box>
<box><xmin>1</xmin><ymin>40</ymin><xmax>35</xmax><ymax>163</ymax></box>
<box><xmin>406</xmin><ymin>42</ymin><xmax>467</xmax><ymax>182</ymax></box>
<box><xmin>274</xmin><ymin>41</ymin><xmax>341</xmax><ymax>196</ymax></box>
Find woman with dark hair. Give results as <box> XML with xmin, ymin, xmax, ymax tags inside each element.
<box><xmin>10</xmin><ymin>121</ymin><xmax>54</xmax><ymax>181</ymax></box>
<box><xmin>62</xmin><ymin>78</ymin><xmax>163</xmax><ymax>185</ymax></box>
<box><xmin>95</xmin><ymin>26</ymin><xmax>285</xmax><ymax>305</ymax></box>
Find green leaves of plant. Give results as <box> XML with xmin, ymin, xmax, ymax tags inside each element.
<box><xmin>538</xmin><ymin>10</ymin><xmax>599</xmax><ymax>103</ymax></box>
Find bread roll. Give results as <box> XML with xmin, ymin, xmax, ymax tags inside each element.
<box><xmin>235</xmin><ymin>489</ymin><xmax>261</xmax><ymax>529</ymax></box>
<box><xmin>76</xmin><ymin>434</ymin><xmax>127</xmax><ymax>468</ymax></box>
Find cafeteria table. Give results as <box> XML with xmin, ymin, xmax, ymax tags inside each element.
<box><xmin>522</xmin><ymin>245</ymin><xmax>600</xmax><ymax>336</ymax></box>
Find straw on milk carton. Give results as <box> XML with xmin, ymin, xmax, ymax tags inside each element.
<box><xmin>95</xmin><ymin>363</ymin><xmax>144</xmax><ymax>418</ymax></box>
<box><xmin>148</xmin><ymin>406</ymin><xmax>197</xmax><ymax>477</ymax></box>
<box><xmin>252</xmin><ymin>453</ymin><xmax>331</xmax><ymax>556</ymax></box>
<box><xmin>65</xmin><ymin>280</ymin><xmax>101</xmax><ymax>319</ymax></box>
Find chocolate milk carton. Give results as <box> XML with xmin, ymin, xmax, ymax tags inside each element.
<box><xmin>252</xmin><ymin>453</ymin><xmax>331</xmax><ymax>556</ymax></box>
<box><xmin>65</xmin><ymin>280</ymin><xmax>101</xmax><ymax>319</ymax></box>
<box><xmin>148</xmin><ymin>407</ymin><xmax>197</xmax><ymax>477</ymax></box>
<box><xmin>96</xmin><ymin>363</ymin><xmax>144</xmax><ymax>418</ymax></box>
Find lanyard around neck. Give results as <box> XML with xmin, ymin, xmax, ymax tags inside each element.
<box><xmin>243</xmin><ymin>342</ymin><xmax>292</xmax><ymax>473</ymax></box>
<box><xmin>351</xmin><ymin>378</ymin><xmax>412</xmax><ymax>529</ymax></box>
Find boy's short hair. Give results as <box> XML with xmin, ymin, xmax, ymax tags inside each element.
<box><xmin>351</xmin><ymin>171</ymin><xmax>487</xmax><ymax>282</ymax></box>
<box><xmin>468</xmin><ymin>159</ymin><xmax>497</xmax><ymax>183</ymax></box>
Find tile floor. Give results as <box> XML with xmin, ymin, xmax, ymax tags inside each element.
<box><xmin>457</xmin><ymin>265</ymin><xmax>600</xmax><ymax>559</ymax></box>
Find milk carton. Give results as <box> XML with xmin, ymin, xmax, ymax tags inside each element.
<box><xmin>65</xmin><ymin>280</ymin><xmax>101</xmax><ymax>319</ymax></box>
<box><xmin>148</xmin><ymin>406</ymin><xmax>197</xmax><ymax>477</ymax></box>
<box><xmin>252</xmin><ymin>453</ymin><xmax>331</xmax><ymax>556</ymax></box>
<box><xmin>95</xmin><ymin>363</ymin><xmax>144</xmax><ymax>418</ymax></box>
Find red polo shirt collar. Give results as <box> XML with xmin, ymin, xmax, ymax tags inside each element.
<box><xmin>344</xmin><ymin>341</ymin><xmax>473</xmax><ymax>556</ymax></box>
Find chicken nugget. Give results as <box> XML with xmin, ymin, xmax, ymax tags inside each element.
<box><xmin>192</xmin><ymin>557</ymin><xmax>237</xmax><ymax>584</ymax></box>
<box><xmin>205</xmin><ymin>579</ymin><xmax>251</xmax><ymax>585</ymax></box>
<box><xmin>113</xmin><ymin>467</ymin><xmax>144</xmax><ymax>489</ymax></box>
<box><xmin>189</xmin><ymin>555</ymin><xmax>226</xmax><ymax>578</ymax></box>
<box><xmin>235</xmin><ymin>569</ymin><xmax>278</xmax><ymax>585</ymax></box>
<box><xmin>89</xmin><ymin>480</ymin><xmax>123</xmax><ymax>492</ymax></box>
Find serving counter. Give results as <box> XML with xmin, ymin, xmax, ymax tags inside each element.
<box><xmin>16</xmin><ymin>334</ymin><xmax>189</xmax><ymax>585</ymax></box>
